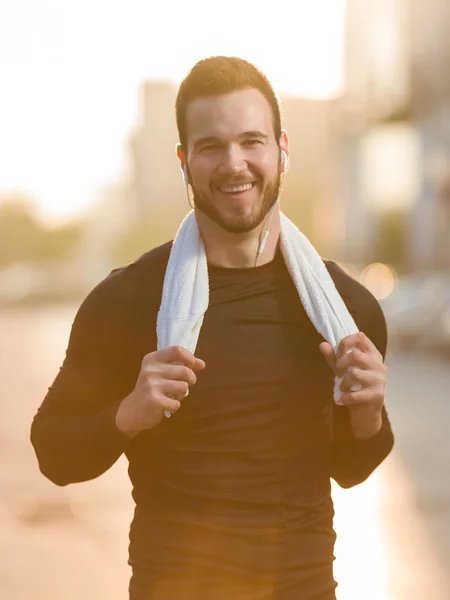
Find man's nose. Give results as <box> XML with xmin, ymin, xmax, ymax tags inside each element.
<box><xmin>218</xmin><ymin>145</ymin><xmax>247</xmax><ymax>175</ymax></box>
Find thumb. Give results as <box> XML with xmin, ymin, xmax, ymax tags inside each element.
<box><xmin>319</xmin><ymin>342</ymin><xmax>337</xmax><ymax>375</ymax></box>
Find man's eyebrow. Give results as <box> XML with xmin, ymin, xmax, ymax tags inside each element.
<box><xmin>193</xmin><ymin>131</ymin><xmax>270</xmax><ymax>148</ymax></box>
<box><xmin>193</xmin><ymin>136</ymin><xmax>222</xmax><ymax>148</ymax></box>
<box><xmin>239</xmin><ymin>130</ymin><xmax>269</xmax><ymax>140</ymax></box>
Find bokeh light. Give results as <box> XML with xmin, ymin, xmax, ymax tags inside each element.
<box><xmin>360</xmin><ymin>262</ymin><xmax>398</xmax><ymax>300</ymax></box>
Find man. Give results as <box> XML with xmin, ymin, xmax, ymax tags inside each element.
<box><xmin>31</xmin><ymin>56</ymin><xmax>394</xmax><ymax>599</ymax></box>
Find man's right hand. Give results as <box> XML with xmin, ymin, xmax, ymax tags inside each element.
<box><xmin>115</xmin><ymin>346</ymin><xmax>206</xmax><ymax>439</ymax></box>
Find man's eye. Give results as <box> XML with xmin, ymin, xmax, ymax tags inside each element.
<box><xmin>201</xmin><ymin>144</ymin><xmax>220</xmax><ymax>152</ymax></box>
<box><xmin>243</xmin><ymin>139</ymin><xmax>263</xmax><ymax>147</ymax></box>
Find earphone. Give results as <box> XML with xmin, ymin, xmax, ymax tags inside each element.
<box><xmin>281</xmin><ymin>150</ymin><xmax>289</xmax><ymax>174</ymax></box>
<box><xmin>182</xmin><ymin>165</ymin><xmax>195</xmax><ymax>209</ymax></box>
<box><xmin>182</xmin><ymin>152</ymin><xmax>288</xmax><ymax>263</ymax></box>
<box><xmin>255</xmin><ymin>150</ymin><xmax>289</xmax><ymax>263</ymax></box>
<box><xmin>164</xmin><ymin>152</ymin><xmax>287</xmax><ymax>417</ymax></box>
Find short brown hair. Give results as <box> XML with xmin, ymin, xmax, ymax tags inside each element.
<box><xmin>176</xmin><ymin>56</ymin><xmax>282</xmax><ymax>150</ymax></box>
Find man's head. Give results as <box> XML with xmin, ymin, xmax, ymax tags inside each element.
<box><xmin>175</xmin><ymin>56</ymin><xmax>289</xmax><ymax>234</ymax></box>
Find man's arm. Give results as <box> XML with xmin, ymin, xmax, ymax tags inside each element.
<box><xmin>325</xmin><ymin>264</ymin><xmax>394</xmax><ymax>488</ymax></box>
<box><xmin>330</xmin><ymin>403</ymin><xmax>394</xmax><ymax>488</ymax></box>
<box><xmin>30</xmin><ymin>268</ymin><xmax>137</xmax><ymax>486</ymax></box>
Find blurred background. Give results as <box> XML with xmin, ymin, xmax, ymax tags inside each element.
<box><xmin>0</xmin><ymin>0</ymin><xmax>449</xmax><ymax>598</ymax></box>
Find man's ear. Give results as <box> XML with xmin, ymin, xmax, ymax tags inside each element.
<box><xmin>177</xmin><ymin>144</ymin><xmax>190</xmax><ymax>185</ymax></box>
<box><xmin>279</xmin><ymin>130</ymin><xmax>289</xmax><ymax>160</ymax></box>
<box><xmin>176</xmin><ymin>144</ymin><xmax>186</xmax><ymax>169</ymax></box>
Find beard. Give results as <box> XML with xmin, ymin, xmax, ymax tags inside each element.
<box><xmin>190</xmin><ymin>157</ymin><xmax>282</xmax><ymax>234</ymax></box>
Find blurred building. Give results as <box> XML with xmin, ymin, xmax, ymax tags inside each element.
<box><xmin>72</xmin><ymin>180</ymin><xmax>132</xmax><ymax>289</ymax></box>
<box><xmin>409</xmin><ymin>0</ymin><xmax>450</xmax><ymax>270</ymax></box>
<box><xmin>338</xmin><ymin>0</ymin><xmax>450</xmax><ymax>271</ymax></box>
<box><xmin>281</xmin><ymin>97</ymin><xmax>344</xmax><ymax>259</ymax></box>
<box><xmin>127</xmin><ymin>81</ymin><xmax>185</xmax><ymax>223</ymax></box>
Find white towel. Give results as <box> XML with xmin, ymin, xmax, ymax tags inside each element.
<box><xmin>157</xmin><ymin>210</ymin><xmax>360</xmax><ymax>406</ymax></box>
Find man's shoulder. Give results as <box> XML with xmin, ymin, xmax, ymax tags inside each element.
<box><xmin>323</xmin><ymin>258</ymin><xmax>387</xmax><ymax>355</ymax></box>
<box><xmin>323</xmin><ymin>259</ymin><xmax>383</xmax><ymax>317</ymax></box>
<box><xmin>78</xmin><ymin>241</ymin><xmax>173</xmax><ymax>318</ymax></box>
<box><xmin>109</xmin><ymin>240</ymin><xmax>172</xmax><ymax>283</ymax></box>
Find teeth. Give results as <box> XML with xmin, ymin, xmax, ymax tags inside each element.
<box><xmin>220</xmin><ymin>183</ymin><xmax>253</xmax><ymax>193</ymax></box>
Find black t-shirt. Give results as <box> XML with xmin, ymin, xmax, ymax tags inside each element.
<box><xmin>31</xmin><ymin>242</ymin><xmax>394</xmax><ymax>600</ymax></box>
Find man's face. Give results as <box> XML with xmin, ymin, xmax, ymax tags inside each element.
<box><xmin>182</xmin><ymin>88</ymin><xmax>286</xmax><ymax>234</ymax></box>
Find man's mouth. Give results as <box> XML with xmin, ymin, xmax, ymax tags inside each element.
<box><xmin>218</xmin><ymin>182</ymin><xmax>255</xmax><ymax>194</ymax></box>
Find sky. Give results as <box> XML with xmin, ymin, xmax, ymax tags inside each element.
<box><xmin>0</xmin><ymin>0</ymin><xmax>347</xmax><ymax>224</ymax></box>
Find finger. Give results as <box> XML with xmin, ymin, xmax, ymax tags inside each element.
<box><xmin>319</xmin><ymin>342</ymin><xmax>337</xmax><ymax>374</ymax></box>
<box><xmin>163</xmin><ymin>379</ymin><xmax>190</xmax><ymax>399</ymax></box>
<box><xmin>161</xmin><ymin>364</ymin><xmax>197</xmax><ymax>386</ymax></box>
<box><xmin>337</xmin><ymin>334</ymin><xmax>362</xmax><ymax>358</ymax></box>
<box><xmin>339</xmin><ymin>387</ymin><xmax>370</xmax><ymax>406</ymax></box>
<box><xmin>356</xmin><ymin>331</ymin><xmax>381</xmax><ymax>355</ymax></box>
<box><xmin>335</xmin><ymin>348</ymin><xmax>370</xmax><ymax>376</ymax></box>
<box><xmin>339</xmin><ymin>367</ymin><xmax>373</xmax><ymax>392</ymax></box>
<box><xmin>338</xmin><ymin>332</ymin><xmax>380</xmax><ymax>358</ymax></box>
<box><xmin>158</xmin><ymin>396</ymin><xmax>181</xmax><ymax>413</ymax></box>
<box><xmin>158</xmin><ymin>346</ymin><xmax>197</xmax><ymax>369</ymax></box>
<box><xmin>339</xmin><ymin>387</ymin><xmax>385</xmax><ymax>407</ymax></box>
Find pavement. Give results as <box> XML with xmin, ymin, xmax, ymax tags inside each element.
<box><xmin>0</xmin><ymin>304</ymin><xmax>449</xmax><ymax>600</ymax></box>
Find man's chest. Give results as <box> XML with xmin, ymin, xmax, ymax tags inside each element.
<box><xmin>194</xmin><ymin>280</ymin><xmax>328</xmax><ymax>389</ymax></box>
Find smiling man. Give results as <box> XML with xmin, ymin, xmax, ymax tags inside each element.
<box><xmin>31</xmin><ymin>57</ymin><xmax>394</xmax><ymax>600</ymax></box>
<box><xmin>178</xmin><ymin>86</ymin><xmax>286</xmax><ymax>241</ymax></box>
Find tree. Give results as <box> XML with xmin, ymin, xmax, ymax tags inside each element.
<box><xmin>0</xmin><ymin>195</ymin><xmax>84</xmax><ymax>268</ymax></box>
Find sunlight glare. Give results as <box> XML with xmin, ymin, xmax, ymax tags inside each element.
<box><xmin>332</xmin><ymin>472</ymin><xmax>390</xmax><ymax>600</ymax></box>
<box><xmin>0</xmin><ymin>0</ymin><xmax>346</xmax><ymax>222</ymax></box>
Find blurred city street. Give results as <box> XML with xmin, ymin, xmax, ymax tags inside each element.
<box><xmin>0</xmin><ymin>305</ymin><xmax>449</xmax><ymax>600</ymax></box>
<box><xmin>2</xmin><ymin>1</ymin><xmax>450</xmax><ymax>598</ymax></box>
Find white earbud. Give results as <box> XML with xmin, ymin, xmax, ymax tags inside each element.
<box><xmin>183</xmin><ymin>165</ymin><xmax>189</xmax><ymax>184</ymax></box>
<box><xmin>255</xmin><ymin>150</ymin><xmax>289</xmax><ymax>265</ymax></box>
<box><xmin>281</xmin><ymin>150</ymin><xmax>289</xmax><ymax>174</ymax></box>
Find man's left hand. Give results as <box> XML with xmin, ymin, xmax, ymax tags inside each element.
<box><xmin>319</xmin><ymin>332</ymin><xmax>387</xmax><ymax>440</ymax></box>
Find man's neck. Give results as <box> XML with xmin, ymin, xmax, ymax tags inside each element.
<box><xmin>195</xmin><ymin>208</ymin><xmax>280</xmax><ymax>269</ymax></box>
